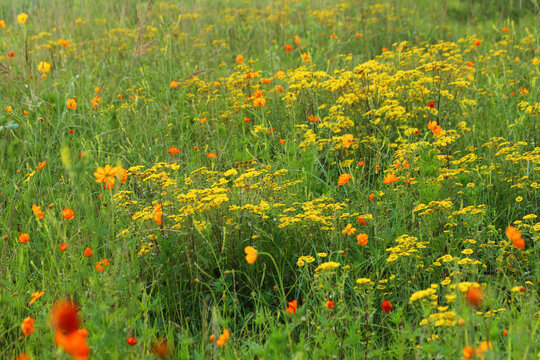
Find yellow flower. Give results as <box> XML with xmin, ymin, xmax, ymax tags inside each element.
<box><xmin>515</xmin><ymin>196</ymin><xmax>523</xmax><ymax>202</ymax></box>
<box><xmin>17</xmin><ymin>13</ymin><xmax>28</xmax><ymax>24</ymax></box>
<box><xmin>37</xmin><ymin>61</ymin><xmax>51</xmax><ymax>73</ymax></box>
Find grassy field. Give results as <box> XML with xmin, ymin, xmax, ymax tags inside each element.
<box><xmin>0</xmin><ymin>0</ymin><xmax>539</xmax><ymax>359</ymax></box>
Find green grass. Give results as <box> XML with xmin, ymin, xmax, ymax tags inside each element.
<box><xmin>0</xmin><ymin>0</ymin><xmax>538</xmax><ymax>359</ymax></box>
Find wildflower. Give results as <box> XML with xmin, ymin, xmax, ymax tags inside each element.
<box><xmin>94</xmin><ymin>164</ymin><xmax>117</xmax><ymax>188</ymax></box>
<box><xmin>54</xmin><ymin>328</ymin><xmax>90</xmax><ymax>360</ymax></box>
<box><xmin>0</xmin><ymin>20</ymin><xmax>4</xmax><ymax>28</ymax></box>
<box><xmin>261</xmin><ymin>78</ymin><xmax>271</xmax><ymax>84</ymax></box>
<box><xmin>236</xmin><ymin>54</ymin><xmax>243</xmax><ymax>64</ymax></box>
<box><xmin>341</xmin><ymin>134</ymin><xmax>354</xmax><ymax>147</ymax></box>
<box><xmin>279</xmin><ymin>139</ymin><xmax>285</xmax><ymax>144</ymax></box>
<box><xmin>35</xmin><ymin>161</ymin><xmax>46</xmax><ymax>171</ymax></box>
<box><xmin>62</xmin><ymin>208</ymin><xmax>75</xmax><ymax>220</ymax></box>
<box><xmin>463</xmin><ymin>346</ymin><xmax>476</xmax><ymax>359</ymax></box>
<box><xmin>243</xmin><ymin>117</ymin><xmax>250</xmax><ymax>123</ymax></box>
<box><xmin>12</xmin><ymin>354</ymin><xmax>30</xmax><ymax>360</ymax></box>
<box><xmin>356</xmin><ymin>32</ymin><xmax>360</xmax><ymax>38</ymax></box>
<box><xmin>51</xmin><ymin>299</ymin><xmax>80</xmax><ymax>334</ymax></box>
<box><xmin>244</xmin><ymin>246</ymin><xmax>257</xmax><ymax>264</ymax></box>
<box><xmin>284</xmin><ymin>44</ymin><xmax>292</xmax><ymax>51</ymax></box>
<box><xmin>153</xmin><ymin>204</ymin><xmax>163</xmax><ymax>226</ymax></box>
<box><xmin>511</xmin><ymin>286</ymin><xmax>526</xmax><ymax>293</ymax></box>
<box><xmin>383</xmin><ymin>173</ymin><xmax>398</xmax><ymax>184</ymax></box>
<box><xmin>294</xmin><ymin>36</ymin><xmax>300</xmax><ymax>45</ymax></box>
<box><xmin>330</xmin><ymin>33</ymin><xmax>338</xmax><ymax>39</ymax></box>
<box><xmin>369</xmin><ymin>193</ymin><xmax>375</xmax><ymax>202</ymax></box>
<box><xmin>253</xmin><ymin>97</ymin><xmax>266</xmax><ymax>107</ymax></box>
<box><xmin>8</xmin><ymin>52</ymin><xmax>14</xmax><ymax>57</ymax></box>
<box><xmin>428</xmin><ymin>120</ymin><xmax>441</xmax><ymax>136</ymax></box>
<box><xmin>38</xmin><ymin>61</ymin><xmax>51</xmax><ymax>73</ymax></box>
<box><xmin>338</xmin><ymin>173</ymin><xmax>351</xmax><ymax>186</ymax></box>
<box><xmin>325</xmin><ymin>300</ymin><xmax>335</xmax><ymax>309</ymax></box>
<box><xmin>66</xmin><ymin>98</ymin><xmax>77</xmax><ymax>110</ymax></box>
<box><xmin>502</xmin><ymin>27</ymin><xmax>510</xmax><ymax>33</ymax></box>
<box><xmin>127</xmin><ymin>337</ymin><xmax>137</xmax><ymax>346</ymax></box>
<box><xmin>19</xmin><ymin>233</ymin><xmax>30</xmax><ymax>243</ymax></box>
<box><xmin>465</xmin><ymin>285</ymin><xmax>484</xmax><ymax>308</ymax></box>
<box><xmin>285</xmin><ymin>300</ymin><xmax>298</xmax><ymax>315</ymax></box>
<box><xmin>307</xmin><ymin>114</ymin><xmax>319</xmax><ymax>122</ymax></box>
<box><xmin>60</xmin><ymin>39</ymin><xmax>70</xmax><ymax>47</ymax></box>
<box><xmin>95</xmin><ymin>262</ymin><xmax>103</xmax><ymax>272</ymax></box>
<box><xmin>476</xmin><ymin>341</ymin><xmax>492</xmax><ymax>358</ymax></box>
<box><xmin>83</xmin><ymin>248</ymin><xmax>93</xmax><ymax>257</ymax></box>
<box><xmin>168</xmin><ymin>146</ymin><xmax>181</xmax><ymax>155</ymax></box>
<box><xmin>518</xmin><ymin>88</ymin><xmax>529</xmax><ymax>95</ymax></box>
<box><xmin>29</xmin><ymin>291</ymin><xmax>44</xmax><ymax>305</ymax></box>
<box><xmin>32</xmin><ymin>204</ymin><xmax>44</xmax><ymax>219</ymax></box>
<box><xmin>207</xmin><ymin>152</ymin><xmax>217</xmax><ymax>158</ymax></box>
<box><xmin>315</xmin><ymin>261</ymin><xmax>340</xmax><ymax>272</ymax></box>
<box><xmin>357</xmin><ymin>233</ymin><xmax>368</xmax><ymax>246</ymax></box>
<box><xmin>59</xmin><ymin>243</ymin><xmax>68</xmax><ymax>252</ymax></box>
<box><xmin>342</xmin><ymin>224</ymin><xmax>356</xmax><ymax>235</ymax></box>
<box><xmin>17</xmin><ymin>13</ymin><xmax>28</xmax><ymax>24</ymax></box>
<box><xmin>381</xmin><ymin>300</ymin><xmax>393</xmax><ymax>313</ymax></box>
<box><xmin>21</xmin><ymin>317</ymin><xmax>35</xmax><ymax>336</ymax></box>
<box><xmin>467</xmin><ymin>61</ymin><xmax>474</xmax><ymax>67</ymax></box>
<box><xmin>502</xmin><ymin>329</ymin><xmax>508</xmax><ymax>336</ymax></box>
<box><xmin>169</xmin><ymin>80</ymin><xmax>180</xmax><ymax>88</ymax></box>
<box><xmin>301</xmin><ymin>52</ymin><xmax>310</xmax><ymax>62</ymax></box>
<box><xmin>216</xmin><ymin>329</ymin><xmax>230</xmax><ymax>347</ymax></box>
<box><xmin>152</xmin><ymin>339</ymin><xmax>170</xmax><ymax>359</ymax></box>
<box><xmin>5</xmin><ymin>105</ymin><xmax>12</xmax><ymax>112</ymax></box>
<box><xmin>505</xmin><ymin>225</ymin><xmax>525</xmax><ymax>249</ymax></box>
<box><xmin>474</xmin><ymin>39</ymin><xmax>481</xmax><ymax>46</ymax></box>
<box><xmin>357</xmin><ymin>216</ymin><xmax>366</xmax><ymax>225</ymax></box>
<box><xmin>91</xmin><ymin>97</ymin><xmax>101</xmax><ymax>109</ymax></box>
<box><xmin>427</xmin><ymin>101</ymin><xmax>435</xmax><ymax>108</ymax></box>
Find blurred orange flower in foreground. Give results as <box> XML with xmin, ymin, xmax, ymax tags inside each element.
<box><xmin>21</xmin><ymin>317</ymin><xmax>35</xmax><ymax>336</ymax></box>
<box><xmin>244</xmin><ymin>246</ymin><xmax>257</xmax><ymax>264</ymax></box>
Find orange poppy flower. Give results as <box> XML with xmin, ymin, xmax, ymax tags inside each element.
<box><xmin>29</xmin><ymin>291</ymin><xmax>44</xmax><ymax>305</ymax></box>
<box><xmin>216</xmin><ymin>329</ymin><xmax>230</xmax><ymax>347</ymax></box>
<box><xmin>279</xmin><ymin>139</ymin><xmax>285</xmax><ymax>144</ymax></box>
<box><xmin>54</xmin><ymin>328</ymin><xmax>90</xmax><ymax>360</ymax></box>
<box><xmin>506</xmin><ymin>226</ymin><xmax>525</xmax><ymax>249</ymax></box>
<box><xmin>32</xmin><ymin>204</ymin><xmax>44</xmax><ymax>219</ymax></box>
<box><xmin>325</xmin><ymin>300</ymin><xmax>335</xmax><ymax>309</ymax></box>
<box><xmin>94</xmin><ymin>165</ymin><xmax>117</xmax><ymax>188</ymax></box>
<box><xmin>127</xmin><ymin>337</ymin><xmax>137</xmax><ymax>346</ymax></box>
<box><xmin>243</xmin><ymin>117</ymin><xmax>250</xmax><ymax>123</ymax></box>
<box><xmin>338</xmin><ymin>173</ymin><xmax>351</xmax><ymax>186</ymax></box>
<box><xmin>261</xmin><ymin>78</ymin><xmax>271</xmax><ymax>84</ymax></box>
<box><xmin>95</xmin><ymin>262</ymin><xmax>104</xmax><ymax>272</ymax></box>
<box><xmin>168</xmin><ymin>146</ymin><xmax>181</xmax><ymax>155</ymax></box>
<box><xmin>301</xmin><ymin>52</ymin><xmax>310</xmax><ymax>62</ymax></box>
<box><xmin>83</xmin><ymin>248</ymin><xmax>93</xmax><ymax>257</ymax></box>
<box><xmin>465</xmin><ymin>285</ymin><xmax>484</xmax><ymax>308</ymax></box>
<box><xmin>19</xmin><ymin>233</ymin><xmax>30</xmax><ymax>243</ymax></box>
<box><xmin>169</xmin><ymin>80</ymin><xmax>180</xmax><ymax>88</ymax></box>
<box><xmin>51</xmin><ymin>299</ymin><xmax>80</xmax><ymax>334</ymax></box>
<box><xmin>207</xmin><ymin>152</ymin><xmax>218</xmax><ymax>158</ymax></box>
<box><xmin>152</xmin><ymin>339</ymin><xmax>170</xmax><ymax>359</ymax></box>
<box><xmin>307</xmin><ymin>114</ymin><xmax>319</xmax><ymax>122</ymax></box>
<box><xmin>474</xmin><ymin>39</ymin><xmax>481</xmax><ymax>46</ymax></box>
<box><xmin>294</xmin><ymin>36</ymin><xmax>300</xmax><ymax>45</ymax></box>
<box><xmin>66</xmin><ymin>98</ymin><xmax>77</xmax><ymax>110</ymax></box>
<box><xmin>285</xmin><ymin>300</ymin><xmax>298</xmax><ymax>314</ymax></box>
<box><xmin>21</xmin><ymin>317</ymin><xmax>35</xmax><ymax>336</ymax></box>
<box><xmin>341</xmin><ymin>134</ymin><xmax>353</xmax><ymax>148</ymax></box>
<box><xmin>463</xmin><ymin>346</ymin><xmax>476</xmax><ymax>359</ymax></box>
<box><xmin>357</xmin><ymin>233</ymin><xmax>368</xmax><ymax>246</ymax></box>
<box><xmin>62</xmin><ymin>208</ymin><xmax>75</xmax><ymax>220</ymax></box>
<box><xmin>153</xmin><ymin>204</ymin><xmax>163</xmax><ymax>226</ymax></box>
<box><xmin>12</xmin><ymin>353</ymin><xmax>30</xmax><ymax>360</ymax></box>
<box><xmin>383</xmin><ymin>173</ymin><xmax>399</xmax><ymax>184</ymax></box>
<box><xmin>35</xmin><ymin>161</ymin><xmax>47</xmax><ymax>171</ymax></box>
<box><xmin>253</xmin><ymin>97</ymin><xmax>266</xmax><ymax>107</ymax></box>
<box><xmin>369</xmin><ymin>193</ymin><xmax>375</xmax><ymax>202</ymax></box>
<box><xmin>381</xmin><ymin>300</ymin><xmax>393</xmax><ymax>313</ymax></box>
<box><xmin>236</xmin><ymin>54</ymin><xmax>243</xmax><ymax>64</ymax></box>
<box><xmin>59</xmin><ymin>242</ymin><xmax>68</xmax><ymax>252</ymax></box>
<box><xmin>357</xmin><ymin>216</ymin><xmax>366</xmax><ymax>226</ymax></box>
<box><xmin>284</xmin><ymin>44</ymin><xmax>292</xmax><ymax>51</ymax></box>
<box><xmin>244</xmin><ymin>246</ymin><xmax>257</xmax><ymax>264</ymax></box>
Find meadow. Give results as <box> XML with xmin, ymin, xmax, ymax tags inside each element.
<box><xmin>0</xmin><ymin>0</ymin><xmax>539</xmax><ymax>359</ymax></box>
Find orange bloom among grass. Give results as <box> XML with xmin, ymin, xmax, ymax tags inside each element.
<box><xmin>29</xmin><ymin>291</ymin><xmax>45</xmax><ymax>305</ymax></box>
<box><xmin>244</xmin><ymin>246</ymin><xmax>257</xmax><ymax>264</ymax></box>
<box><xmin>18</xmin><ymin>233</ymin><xmax>30</xmax><ymax>243</ymax></box>
<box><xmin>21</xmin><ymin>317</ymin><xmax>35</xmax><ymax>336</ymax></box>
<box><xmin>383</xmin><ymin>173</ymin><xmax>399</xmax><ymax>184</ymax></box>
<box><xmin>32</xmin><ymin>204</ymin><xmax>44</xmax><ymax>219</ymax></box>
<box><xmin>285</xmin><ymin>300</ymin><xmax>298</xmax><ymax>315</ymax></box>
<box><xmin>66</xmin><ymin>98</ymin><xmax>77</xmax><ymax>110</ymax></box>
<box><xmin>338</xmin><ymin>173</ymin><xmax>351</xmax><ymax>186</ymax></box>
<box><xmin>357</xmin><ymin>233</ymin><xmax>368</xmax><ymax>246</ymax></box>
<box><xmin>62</xmin><ymin>208</ymin><xmax>75</xmax><ymax>220</ymax></box>
<box><xmin>83</xmin><ymin>248</ymin><xmax>93</xmax><ymax>257</ymax></box>
<box><xmin>506</xmin><ymin>225</ymin><xmax>525</xmax><ymax>249</ymax></box>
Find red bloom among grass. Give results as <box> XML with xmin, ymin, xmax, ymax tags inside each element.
<box><xmin>381</xmin><ymin>300</ymin><xmax>393</xmax><ymax>313</ymax></box>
